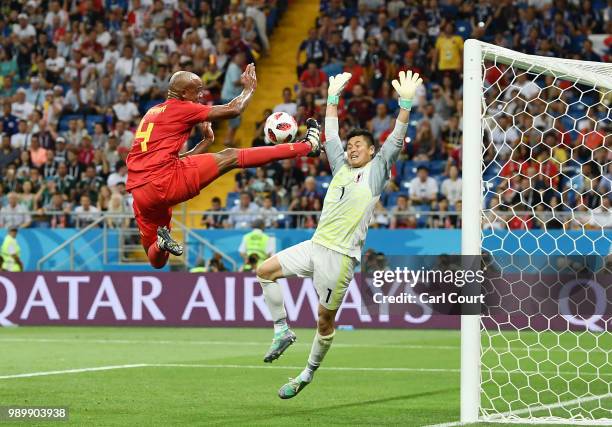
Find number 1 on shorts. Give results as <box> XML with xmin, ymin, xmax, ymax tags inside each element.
<box><xmin>325</xmin><ymin>288</ymin><xmax>332</xmax><ymax>304</ymax></box>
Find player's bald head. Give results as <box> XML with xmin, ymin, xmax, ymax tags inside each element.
<box><xmin>167</xmin><ymin>71</ymin><xmax>202</xmax><ymax>101</ymax></box>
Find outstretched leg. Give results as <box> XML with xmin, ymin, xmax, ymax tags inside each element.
<box><xmin>278</xmin><ymin>305</ymin><xmax>336</xmax><ymax>399</ymax></box>
<box><xmin>257</xmin><ymin>240</ymin><xmax>315</xmax><ymax>363</ymax></box>
<box><xmin>257</xmin><ymin>256</ymin><xmax>296</xmax><ymax>362</ymax></box>
<box><xmin>277</xmin><ymin>244</ymin><xmax>353</xmax><ymax>399</ymax></box>
<box><xmin>194</xmin><ymin>118</ymin><xmax>321</xmax><ymax>187</ymax></box>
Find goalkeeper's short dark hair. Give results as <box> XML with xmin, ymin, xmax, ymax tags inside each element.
<box><xmin>346</xmin><ymin>128</ymin><xmax>379</xmax><ymax>153</ymax></box>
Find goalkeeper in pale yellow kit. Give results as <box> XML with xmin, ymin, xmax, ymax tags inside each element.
<box><xmin>256</xmin><ymin>70</ymin><xmax>423</xmax><ymax>399</ymax></box>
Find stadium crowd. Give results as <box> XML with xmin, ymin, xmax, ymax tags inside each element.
<box><xmin>224</xmin><ymin>0</ymin><xmax>610</xmax><ymax>231</ymax></box>
<box><xmin>0</xmin><ymin>0</ymin><xmax>610</xmax><ymax>232</ymax></box>
<box><xmin>0</xmin><ymin>0</ymin><xmax>287</xmax><ymax>229</ymax></box>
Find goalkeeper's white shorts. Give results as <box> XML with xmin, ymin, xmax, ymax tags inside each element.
<box><xmin>277</xmin><ymin>240</ymin><xmax>356</xmax><ymax>310</ymax></box>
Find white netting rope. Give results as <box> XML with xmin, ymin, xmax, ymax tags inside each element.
<box><xmin>477</xmin><ymin>42</ymin><xmax>611</xmax><ymax>424</ymax></box>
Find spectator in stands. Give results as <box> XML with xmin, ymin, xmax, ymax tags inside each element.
<box><xmin>370</xmin><ymin>200</ymin><xmax>390</xmax><ymax>228</ymax></box>
<box><xmin>432</xmin><ymin>22</ymin><xmax>464</xmax><ymax>86</ymax></box>
<box><xmin>368</xmin><ymin>103</ymin><xmax>392</xmax><ymax>142</ymax></box>
<box><xmin>228</xmin><ymin>191</ymin><xmax>259</xmax><ymax>229</ymax></box>
<box><xmin>53</xmin><ymin>162</ymin><xmax>75</xmax><ymax>198</ymax></box>
<box><xmin>412</xmin><ymin>120</ymin><xmax>438</xmax><ymax>161</ymax></box>
<box><xmin>106</xmin><ymin>193</ymin><xmax>129</xmax><ymax>229</ymax></box>
<box><xmin>297</xmin><ymin>27</ymin><xmax>328</xmax><ymax>75</ymax></box>
<box><xmin>2</xmin><ymin>101</ymin><xmax>19</xmax><ymax>136</ymax></box>
<box><xmin>113</xmin><ymin>91</ymin><xmax>140</xmax><ymax>124</ymax></box>
<box><xmin>249</xmin><ymin>166</ymin><xmax>275</xmax><ymax>201</ymax></box>
<box><xmin>114</xmin><ymin>121</ymin><xmax>135</xmax><ymax>149</ymax></box>
<box><xmin>409</xmin><ymin>166</ymin><xmax>438</xmax><ymax>206</ymax></box>
<box><xmin>276</xmin><ymin>158</ymin><xmax>304</xmax><ymax>190</ymax></box>
<box><xmin>41</xmin><ymin>192</ymin><xmax>71</xmax><ymax>228</ymax></box>
<box><xmin>12</xmin><ymin>88</ymin><xmax>34</xmax><ymax>120</ymax></box>
<box><xmin>300</xmin><ymin>176</ymin><xmax>322</xmax><ymax>210</ymax></box>
<box><xmin>299</xmin><ymin>60</ymin><xmax>327</xmax><ymax>99</ymax></box>
<box><xmin>107</xmin><ymin>160</ymin><xmax>128</xmax><ymax>190</ymax></box>
<box><xmin>259</xmin><ymin>195</ymin><xmax>279</xmax><ymax>228</ymax></box>
<box><xmin>73</xmin><ymin>194</ymin><xmax>100</xmax><ymax>228</ymax></box>
<box><xmin>63</xmin><ymin>79</ymin><xmax>91</xmax><ymax>114</ymax></box>
<box><xmin>342</xmin><ymin>16</ymin><xmax>365</xmax><ymax>43</ymax></box>
<box><xmin>131</xmin><ymin>57</ymin><xmax>156</xmax><ymax>101</ymax></box>
<box><xmin>0</xmin><ymin>134</ymin><xmax>19</xmax><ymax>172</ymax></box>
<box><xmin>25</xmin><ymin>77</ymin><xmax>45</xmax><ymax>109</ymax></box>
<box><xmin>28</xmin><ymin>135</ymin><xmax>46</xmax><ymax>168</ymax></box>
<box><xmin>390</xmin><ymin>194</ymin><xmax>416</xmax><ymax>229</ymax></box>
<box><xmin>220</xmin><ymin>52</ymin><xmax>247</xmax><ymax>147</ymax></box>
<box><xmin>273</xmin><ymin>87</ymin><xmax>298</xmax><ymax>116</ymax></box>
<box><xmin>0</xmin><ymin>192</ymin><xmax>31</xmax><ymax>228</ymax></box>
<box><xmin>441</xmin><ymin>164</ymin><xmax>462</xmax><ymax>207</ymax></box>
<box><xmin>429</xmin><ymin>198</ymin><xmax>454</xmax><ymax>229</ymax></box>
<box><xmin>94</xmin><ymin>76</ymin><xmax>117</xmax><ymax>112</ymax></box>
<box><xmin>202</xmin><ymin>197</ymin><xmax>229</xmax><ymax>229</ymax></box>
<box><xmin>347</xmin><ymin>84</ymin><xmax>375</xmax><ymax>128</ymax></box>
<box><xmin>11</xmin><ymin>120</ymin><xmax>31</xmax><ymax>150</ymax></box>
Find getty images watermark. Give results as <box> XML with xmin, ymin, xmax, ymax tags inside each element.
<box><xmin>359</xmin><ymin>254</ymin><xmax>612</xmax><ymax>322</ymax></box>
<box><xmin>370</xmin><ymin>266</ymin><xmax>485</xmax><ymax>305</ymax></box>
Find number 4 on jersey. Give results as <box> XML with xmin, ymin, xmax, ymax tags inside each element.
<box><xmin>136</xmin><ymin>121</ymin><xmax>154</xmax><ymax>152</ymax></box>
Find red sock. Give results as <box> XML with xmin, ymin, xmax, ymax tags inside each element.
<box><xmin>147</xmin><ymin>243</ymin><xmax>169</xmax><ymax>269</ymax></box>
<box><xmin>237</xmin><ymin>143</ymin><xmax>310</xmax><ymax>168</ymax></box>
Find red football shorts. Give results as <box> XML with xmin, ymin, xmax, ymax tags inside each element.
<box><xmin>131</xmin><ymin>154</ymin><xmax>220</xmax><ymax>249</ymax></box>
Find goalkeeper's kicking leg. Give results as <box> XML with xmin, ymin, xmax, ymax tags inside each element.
<box><xmin>276</xmin><ymin>304</ymin><xmax>336</xmax><ymax>399</ymax></box>
<box><xmin>257</xmin><ymin>241</ymin><xmax>352</xmax><ymax>399</ymax></box>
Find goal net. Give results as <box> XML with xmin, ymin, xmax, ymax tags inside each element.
<box><xmin>461</xmin><ymin>40</ymin><xmax>611</xmax><ymax>424</ymax></box>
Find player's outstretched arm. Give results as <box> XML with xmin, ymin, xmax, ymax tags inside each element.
<box><xmin>207</xmin><ymin>63</ymin><xmax>257</xmax><ymax>121</ymax></box>
<box><xmin>370</xmin><ymin>71</ymin><xmax>423</xmax><ymax>195</ymax></box>
<box><xmin>324</xmin><ymin>72</ymin><xmax>352</xmax><ymax>175</ymax></box>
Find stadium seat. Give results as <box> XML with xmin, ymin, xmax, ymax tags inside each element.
<box><xmin>455</xmin><ymin>19</ymin><xmax>472</xmax><ymax>39</ymax></box>
<box><xmin>226</xmin><ymin>192</ymin><xmax>240</xmax><ymax>208</ymax></box>
<box><xmin>383</xmin><ymin>191</ymin><xmax>400</xmax><ymax>208</ymax></box>
<box><xmin>58</xmin><ymin>114</ymin><xmax>83</xmax><ymax>132</ymax></box>
<box><xmin>85</xmin><ymin>115</ymin><xmax>104</xmax><ymax>133</ymax></box>
<box><xmin>315</xmin><ymin>175</ymin><xmax>332</xmax><ymax>196</ymax></box>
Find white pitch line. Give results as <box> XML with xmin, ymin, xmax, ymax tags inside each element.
<box><xmin>1</xmin><ymin>337</ymin><xmax>607</xmax><ymax>354</ymax></box>
<box><xmin>145</xmin><ymin>363</ymin><xmax>459</xmax><ymax>373</ymax></box>
<box><xmin>425</xmin><ymin>393</ymin><xmax>612</xmax><ymax>427</ymax></box>
<box><xmin>3</xmin><ymin>363</ymin><xmax>606</xmax><ymax>381</ymax></box>
<box><xmin>0</xmin><ymin>337</ymin><xmax>461</xmax><ymax>349</ymax></box>
<box><xmin>0</xmin><ymin>364</ymin><xmax>148</xmax><ymax>380</ymax></box>
<box><xmin>488</xmin><ymin>393</ymin><xmax>612</xmax><ymax>419</ymax></box>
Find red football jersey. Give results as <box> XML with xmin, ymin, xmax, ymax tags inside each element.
<box><xmin>126</xmin><ymin>99</ymin><xmax>211</xmax><ymax>190</ymax></box>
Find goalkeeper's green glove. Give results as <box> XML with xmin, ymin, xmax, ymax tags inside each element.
<box><xmin>327</xmin><ymin>72</ymin><xmax>352</xmax><ymax>105</ymax></box>
<box><xmin>391</xmin><ymin>70</ymin><xmax>423</xmax><ymax>111</ymax></box>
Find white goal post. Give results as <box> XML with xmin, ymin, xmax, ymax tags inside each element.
<box><xmin>461</xmin><ymin>39</ymin><xmax>611</xmax><ymax>424</ymax></box>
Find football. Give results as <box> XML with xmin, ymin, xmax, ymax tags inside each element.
<box><xmin>264</xmin><ymin>111</ymin><xmax>298</xmax><ymax>144</ymax></box>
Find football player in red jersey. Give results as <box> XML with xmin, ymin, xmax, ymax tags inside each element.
<box><xmin>126</xmin><ymin>64</ymin><xmax>321</xmax><ymax>268</ymax></box>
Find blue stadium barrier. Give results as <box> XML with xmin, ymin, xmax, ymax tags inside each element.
<box><xmin>3</xmin><ymin>227</ymin><xmax>610</xmax><ymax>271</ymax></box>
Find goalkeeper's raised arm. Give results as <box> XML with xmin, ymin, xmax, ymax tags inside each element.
<box><xmin>324</xmin><ymin>72</ymin><xmax>353</xmax><ymax>175</ymax></box>
<box><xmin>323</xmin><ymin>70</ymin><xmax>423</xmax><ymax>190</ymax></box>
<box><xmin>370</xmin><ymin>70</ymin><xmax>423</xmax><ymax>195</ymax></box>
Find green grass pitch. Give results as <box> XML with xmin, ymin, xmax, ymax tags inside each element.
<box><xmin>0</xmin><ymin>327</ymin><xmax>609</xmax><ymax>426</ymax></box>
